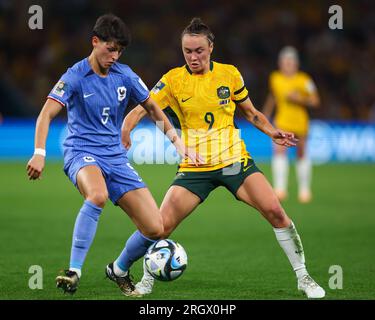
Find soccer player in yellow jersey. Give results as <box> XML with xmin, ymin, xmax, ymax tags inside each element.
<box><xmin>123</xmin><ymin>19</ymin><xmax>325</xmax><ymax>298</ymax></box>
<box><xmin>263</xmin><ymin>46</ymin><xmax>320</xmax><ymax>203</ymax></box>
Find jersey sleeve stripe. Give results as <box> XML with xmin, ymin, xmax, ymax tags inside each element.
<box><xmin>47</xmin><ymin>96</ymin><xmax>65</xmax><ymax>107</ymax></box>
<box><xmin>233</xmin><ymin>94</ymin><xmax>249</xmax><ymax>103</ymax></box>
<box><xmin>234</xmin><ymin>85</ymin><xmax>246</xmax><ymax>95</ymax></box>
<box><xmin>138</xmin><ymin>94</ymin><xmax>150</xmax><ymax>104</ymax></box>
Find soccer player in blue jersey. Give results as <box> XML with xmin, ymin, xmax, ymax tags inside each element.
<box><xmin>26</xmin><ymin>14</ymin><xmax>200</xmax><ymax>296</ymax></box>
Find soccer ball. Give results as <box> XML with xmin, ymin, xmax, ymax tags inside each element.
<box><xmin>144</xmin><ymin>239</ymin><xmax>187</xmax><ymax>281</ymax></box>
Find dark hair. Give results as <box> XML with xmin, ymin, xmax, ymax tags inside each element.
<box><xmin>181</xmin><ymin>17</ymin><xmax>214</xmax><ymax>44</ymax></box>
<box><xmin>93</xmin><ymin>14</ymin><xmax>131</xmax><ymax>47</ymax></box>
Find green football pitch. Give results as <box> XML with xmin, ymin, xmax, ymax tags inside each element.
<box><xmin>0</xmin><ymin>162</ymin><xmax>374</xmax><ymax>300</ymax></box>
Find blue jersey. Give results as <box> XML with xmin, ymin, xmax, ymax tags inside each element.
<box><xmin>48</xmin><ymin>58</ymin><xmax>149</xmax><ymax>161</ymax></box>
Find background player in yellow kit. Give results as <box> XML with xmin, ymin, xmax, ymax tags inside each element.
<box><xmin>263</xmin><ymin>46</ymin><xmax>320</xmax><ymax>203</ymax></box>
<box><xmin>121</xmin><ymin>19</ymin><xmax>325</xmax><ymax>298</ymax></box>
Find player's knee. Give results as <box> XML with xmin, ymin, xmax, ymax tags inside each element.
<box><xmin>142</xmin><ymin>217</ymin><xmax>164</xmax><ymax>240</ymax></box>
<box><xmin>161</xmin><ymin>215</ymin><xmax>176</xmax><ymax>238</ymax></box>
<box><xmin>160</xmin><ymin>200</ymin><xmax>180</xmax><ymax>238</ymax></box>
<box><xmin>142</xmin><ymin>225</ymin><xmax>164</xmax><ymax>240</ymax></box>
<box><xmin>162</xmin><ymin>226</ymin><xmax>173</xmax><ymax>239</ymax></box>
<box><xmin>86</xmin><ymin>191</ymin><xmax>108</xmax><ymax>208</ymax></box>
<box><xmin>263</xmin><ymin>201</ymin><xmax>289</xmax><ymax>227</ymax></box>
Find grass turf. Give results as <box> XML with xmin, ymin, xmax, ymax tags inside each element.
<box><xmin>0</xmin><ymin>162</ymin><xmax>374</xmax><ymax>300</ymax></box>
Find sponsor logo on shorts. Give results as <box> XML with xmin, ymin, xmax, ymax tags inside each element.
<box><xmin>243</xmin><ymin>163</ymin><xmax>254</xmax><ymax>172</ymax></box>
<box><xmin>83</xmin><ymin>156</ymin><xmax>96</xmax><ymax>162</ymax></box>
<box><xmin>175</xmin><ymin>172</ymin><xmax>185</xmax><ymax>179</ymax></box>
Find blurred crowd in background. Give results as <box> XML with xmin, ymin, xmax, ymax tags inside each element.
<box><xmin>0</xmin><ymin>0</ymin><xmax>374</xmax><ymax>121</ymax></box>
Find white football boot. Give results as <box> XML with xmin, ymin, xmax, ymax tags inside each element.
<box><xmin>134</xmin><ymin>260</ymin><xmax>154</xmax><ymax>295</ymax></box>
<box><xmin>298</xmin><ymin>274</ymin><xmax>325</xmax><ymax>298</ymax></box>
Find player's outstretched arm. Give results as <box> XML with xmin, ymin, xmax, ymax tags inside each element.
<box><xmin>121</xmin><ymin>105</ymin><xmax>147</xmax><ymax>149</ymax></box>
<box><xmin>26</xmin><ymin>99</ymin><xmax>63</xmax><ymax>180</ymax></box>
<box><xmin>237</xmin><ymin>97</ymin><xmax>298</xmax><ymax>147</ymax></box>
<box><xmin>141</xmin><ymin>97</ymin><xmax>203</xmax><ymax>166</ymax></box>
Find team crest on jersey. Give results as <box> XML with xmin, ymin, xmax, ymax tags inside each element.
<box><xmin>152</xmin><ymin>81</ymin><xmax>165</xmax><ymax>94</ymax></box>
<box><xmin>117</xmin><ymin>86</ymin><xmax>127</xmax><ymax>101</ymax></box>
<box><xmin>52</xmin><ymin>81</ymin><xmax>66</xmax><ymax>97</ymax></box>
<box><xmin>217</xmin><ymin>86</ymin><xmax>230</xmax><ymax>99</ymax></box>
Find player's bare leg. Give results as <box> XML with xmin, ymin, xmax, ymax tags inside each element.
<box><xmin>236</xmin><ymin>172</ymin><xmax>325</xmax><ymax>298</ymax></box>
<box><xmin>76</xmin><ymin>165</ymin><xmax>109</xmax><ymax>207</ymax></box>
<box><xmin>272</xmin><ymin>143</ymin><xmax>289</xmax><ymax>201</ymax></box>
<box><xmin>159</xmin><ymin>186</ymin><xmax>201</xmax><ymax>237</ymax></box>
<box><xmin>56</xmin><ymin>165</ymin><xmax>107</xmax><ymax>294</ymax></box>
<box><xmin>237</xmin><ymin>172</ymin><xmax>290</xmax><ymax>227</ymax></box>
<box><xmin>105</xmin><ymin>187</ymin><xmax>164</xmax><ymax>297</ymax></box>
<box><xmin>135</xmin><ymin>185</ymin><xmax>201</xmax><ymax>295</ymax></box>
<box><xmin>117</xmin><ymin>187</ymin><xmax>163</xmax><ymax>239</ymax></box>
<box><xmin>296</xmin><ymin>136</ymin><xmax>312</xmax><ymax>203</ymax></box>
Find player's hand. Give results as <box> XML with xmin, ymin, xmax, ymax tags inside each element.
<box><xmin>121</xmin><ymin>129</ymin><xmax>132</xmax><ymax>149</ymax></box>
<box><xmin>173</xmin><ymin>138</ymin><xmax>204</xmax><ymax>166</ymax></box>
<box><xmin>184</xmin><ymin>146</ymin><xmax>205</xmax><ymax>167</ymax></box>
<box><xmin>26</xmin><ymin>155</ymin><xmax>45</xmax><ymax>180</ymax></box>
<box><xmin>271</xmin><ymin>129</ymin><xmax>298</xmax><ymax>147</ymax></box>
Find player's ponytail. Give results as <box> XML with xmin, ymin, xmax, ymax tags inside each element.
<box><xmin>182</xmin><ymin>17</ymin><xmax>215</xmax><ymax>45</ymax></box>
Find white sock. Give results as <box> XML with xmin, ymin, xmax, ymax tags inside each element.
<box><xmin>272</xmin><ymin>154</ymin><xmax>289</xmax><ymax>192</ymax></box>
<box><xmin>113</xmin><ymin>260</ymin><xmax>128</xmax><ymax>277</ymax></box>
<box><xmin>142</xmin><ymin>259</ymin><xmax>153</xmax><ymax>280</ymax></box>
<box><xmin>296</xmin><ymin>157</ymin><xmax>312</xmax><ymax>194</ymax></box>
<box><xmin>273</xmin><ymin>221</ymin><xmax>308</xmax><ymax>279</ymax></box>
<box><xmin>69</xmin><ymin>268</ymin><xmax>81</xmax><ymax>278</ymax></box>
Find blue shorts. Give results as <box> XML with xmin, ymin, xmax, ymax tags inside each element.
<box><xmin>63</xmin><ymin>153</ymin><xmax>146</xmax><ymax>205</ymax></box>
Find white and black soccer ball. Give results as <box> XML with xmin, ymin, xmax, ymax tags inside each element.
<box><xmin>144</xmin><ymin>239</ymin><xmax>187</xmax><ymax>281</ymax></box>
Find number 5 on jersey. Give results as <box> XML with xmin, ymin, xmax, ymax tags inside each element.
<box><xmin>101</xmin><ymin>107</ymin><xmax>110</xmax><ymax>125</ymax></box>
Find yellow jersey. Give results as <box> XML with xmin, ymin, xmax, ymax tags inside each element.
<box><xmin>269</xmin><ymin>71</ymin><xmax>317</xmax><ymax>137</ymax></box>
<box><xmin>151</xmin><ymin>61</ymin><xmax>250</xmax><ymax>172</ymax></box>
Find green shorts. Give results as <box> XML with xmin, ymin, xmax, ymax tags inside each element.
<box><xmin>171</xmin><ymin>158</ymin><xmax>262</xmax><ymax>202</ymax></box>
